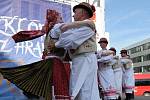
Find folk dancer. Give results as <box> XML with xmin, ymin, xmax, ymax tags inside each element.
<box><xmin>109</xmin><ymin>47</ymin><xmax>123</xmax><ymax>100</ymax></box>
<box><xmin>0</xmin><ymin>9</ymin><xmax>70</xmax><ymax>100</ymax></box>
<box><xmin>97</xmin><ymin>38</ymin><xmax>117</xmax><ymax>100</ymax></box>
<box><xmin>49</xmin><ymin>2</ymin><xmax>101</xmax><ymax>100</ymax></box>
<box><xmin>120</xmin><ymin>49</ymin><xmax>135</xmax><ymax>100</ymax></box>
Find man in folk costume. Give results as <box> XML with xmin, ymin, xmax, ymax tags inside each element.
<box><xmin>109</xmin><ymin>47</ymin><xmax>123</xmax><ymax>100</ymax></box>
<box><xmin>48</xmin><ymin>2</ymin><xmax>101</xmax><ymax>100</ymax></box>
<box><xmin>97</xmin><ymin>38</ymin><xmax>117</xmax><ymax>100</ymax></box>
<box><xmin>120</xmin><ymin>49</ymin><xmax>135</xmax><ymax>100</ymax></box>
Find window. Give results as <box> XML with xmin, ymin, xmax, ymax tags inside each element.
<box><xmin>143</xmin><ymin>66</ymin><xmax>150</xmax><ymax>72</ymax></box>
<box><xmin>135</xmin><ymin>79</ymin><xmax>150</xmax><ymax>86</ymax></box>
<box><xmin>134</xmin><ymin>67</ymin><xmax>142</xmax><ymax>73</ymax></box>
<box><xmin>130</xmin><ymin>46</ymin><xmax>141</xmax><ymax>54</ymax></box>
<box><xmin>132</xmin><ymin>56</ymin><xmax>142</xmax><ymax>63</ymax></box>
<box><xmin>143</xmin><ymin>42</ymin><xmax>150</xmax><ymax>50</ymax></box>
<box><xmin>143</xmin><ymin>54</ymin><xmax>150</xmax><ymax>61</ymax></box>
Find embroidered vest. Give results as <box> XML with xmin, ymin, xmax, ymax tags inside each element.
<box><xmin>72</xmin><ymin>34</ymin><xmax>97</xmax><ymax>56</ymax></box>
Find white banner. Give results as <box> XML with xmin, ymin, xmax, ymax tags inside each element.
<box><xmin>0</xmin><ymin>0</ymin><xmax>72</xmax><ymax>65</ymax></box>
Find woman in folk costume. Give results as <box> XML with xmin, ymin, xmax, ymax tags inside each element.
<box><xmin>49</xmin><ymin>2</ymin><xmax>101</xmax><ymax>100</ymax></box>
<box><xmin>109</xmin><ymin>47</ymin><xmax>123</xmax><ymax>100</ymax></box>
<box><xmin>0</xmin><ymin>9</ymin><xmax>71</xmax><ymax>100</ymax></box>
<box><xmin>97</xmin><ymin>38</ymin><xmax>117</xmax><ymax>100</ymax></box>
<box><xmin>120</xmin><ymin>49</ymin><xmax>135</xmax><ymax>100</ymax></box>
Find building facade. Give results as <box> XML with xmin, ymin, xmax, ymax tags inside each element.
<box><xmin>125</xmin><ymin>38</ymin><xmax>150</xmax><ymax>73</ymax></box>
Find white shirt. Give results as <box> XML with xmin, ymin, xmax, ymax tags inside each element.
<box><xmin>49</xmin><ymin>23</ymin><xmax>95</xmax><ymax>49</ymax></box>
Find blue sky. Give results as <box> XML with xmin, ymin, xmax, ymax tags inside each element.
<box><xmin>105</xmin><ymin>0</ymin><xmax>150</xmax><ymax>53</ymax></box>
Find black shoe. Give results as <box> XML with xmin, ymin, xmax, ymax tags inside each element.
<box><xmin>125</xmin><ymin>92</ymin><xmax>134</xmax><ymax>100</ymax></box>
<box><xmin>117</xmin><ymin>96</ymin><xmax>121</xmax><ymax>100</ymax></box>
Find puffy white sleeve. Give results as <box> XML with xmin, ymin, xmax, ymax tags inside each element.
<box><xmin>96</xmin><ymin>51</ymin><xmax>102</xmax><ymax>59</ymax></box>
<box><xmin>55</xmin><ymin>26</ymin><xmax>95</xmax><ymax>49</ymax></box>
<box><xmin>48</xmin><ymin>23</ymin><xmax>63</xmax><ymax>39</ymax></box>
<box><xmin>97</xmin><ymin>55</ymin><xmax>114</xmax><ymax>63</ymax></box>
<box><xmin>121</xmin><ymin>59</ymin><xmax>130</xmax><ymax>64</ymax></box>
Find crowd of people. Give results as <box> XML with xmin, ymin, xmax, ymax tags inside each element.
<box><xmin>97</xmin><ymin>38</ymin><xmax>135</xmax><ymax>100</ymax></box>
<box><xmin>0</xmin><ymin>2</ymin><xmax>135</xmax><ymax>100</ymax></box>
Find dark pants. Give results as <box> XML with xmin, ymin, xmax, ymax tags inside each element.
<box><xmin>125</xmin><ymin>91</ymin><xmax>134</xmax><ymax>100</ymax></box>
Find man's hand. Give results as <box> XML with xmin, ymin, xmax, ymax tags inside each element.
<box><xmin>60</xmin><ymin>24</ymin><xmax>68</xmax><ymax>33</ymax></box>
